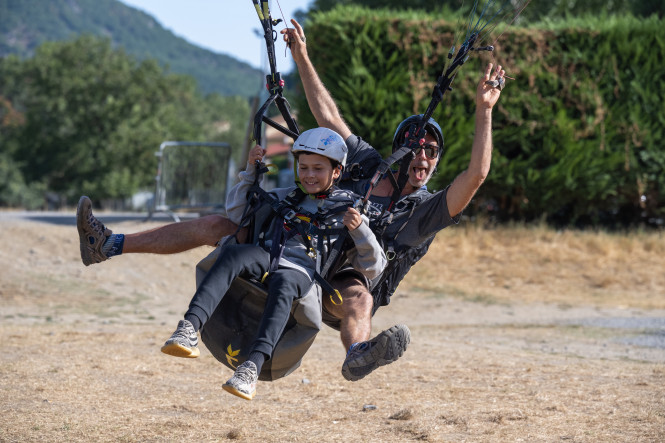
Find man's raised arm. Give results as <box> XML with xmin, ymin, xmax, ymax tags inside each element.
<box><xmin>281</xmin><ymin>19</ymin><xmax>352</xmax><ymax>140</ymax></box>
<box><xmin>446</xmin><ymin>63</ymin><xmax>505</xmax><ymax>218</ymax></box>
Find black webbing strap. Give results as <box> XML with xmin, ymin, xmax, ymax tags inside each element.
<box><xmin>361</xmin><ymin>147</ymin><xmax>414</xmax><ymax>204</ymax></box>
<box><xmin>253</xmin><ymin>86</ymin><xmax>300</xmax><ymax>145</ymax></box>
<box><xmin>230</xmin><ymin>161</ymin><xmax>272</xmax><ymax>244</ymax></box>
<box><xmin>250</xmin><ymin>0</ymin><xmax>300</xmax><ymax>146</ymax></box>
<box><xmin>360</xmin><ymin>146</ymin><xmax>416</xmax><ymax>221</ymax></box>
<box><xmin>264</xmin><ymin>194</ymin><xmax>350</xmax><ymax>305</ymax></box>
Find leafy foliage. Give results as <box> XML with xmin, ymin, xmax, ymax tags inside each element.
<box><xmin>0</xmin><ymin>36</ymin><xmax>250</xmax><ymax>205</ymax></box>
<box><xmin>0</xmin><ymin>0</ymin><xmax>263</xmax><ymax>97</ymax></box>
<box><xmin>307</xmin><ymin>0</ymin><xmax>664</xmax><ymax>20</ymax></box>
<box><xmin>295</xmin><ymin>7</ymin><xmax>665</xmax><ymax>227</ymax></box>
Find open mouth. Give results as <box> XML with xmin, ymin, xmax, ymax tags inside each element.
<box><xmin>412</xmin><ymin>166</ymin><xmax>429</xmax><ymax>182</ymax></box>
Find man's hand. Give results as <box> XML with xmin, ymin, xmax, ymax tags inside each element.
<box><xmin>248</xmin><ymin>144</ymin><xmax>266</xmax><ymax>165</ymax></box>
<box><xmin>477</xmin><ymin>63</ymin><xmax>505</xmax><ymax>110</ymax></box>
<box><xmin>281</xmin><ymin>19</ymin><xmax>307</xmax><ymax>64</ymax></box>
<box><xmin>343</xmin><ymin>207</ymin><xmax>362</xmax><ymax>231</ymax></box>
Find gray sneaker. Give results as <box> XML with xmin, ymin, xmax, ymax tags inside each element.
<box><xmin>77</xmin><ymin>196</ymin><xmax>112</xmax><ymax>266</ymax></box>
<box><xmin>161</xmin><ymin>320</ymin><xmax>200</xmax><ymax>358</ymax></box>
<box><xmin>223</xmin><ymin>361</ymin><xmax>258</xmax><ymax>400</ymax></box>
<box><xmin>341</xmin><ymin>324</ymin><xmax>411</xmax><ymax>381</ymax></box>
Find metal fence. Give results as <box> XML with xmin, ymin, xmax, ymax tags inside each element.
<box><xmin>149</xmin><ymin>141</ymin><xmax>233</xmax><ymax>222</ymax></box>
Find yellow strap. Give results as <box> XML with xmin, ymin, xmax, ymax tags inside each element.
<box><xmin>329</xmin><ymin>289</ymin><xmax>343</xmax><ymax>306</ymax></box>
<box><xmin>261</xmin><ymin>272</ymin><xmax>269</xmax><ymax>284</ymax></box>
<box><xmin>253</xmin><ymin>3</ymin><xmax>264</xmax><ymax>20</ymax></box>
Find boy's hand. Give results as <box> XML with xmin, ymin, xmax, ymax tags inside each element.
<box><xmin>343</xmin><ymin>207</ymin><xmax>362</xmax><ymax>231</ymax></box>
<box><xmin>248</xmin><ymin>145</ymin><xmax>266</xmax><ymax>165</ymax></box>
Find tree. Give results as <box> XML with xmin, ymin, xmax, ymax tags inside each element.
<box><xmin>0</xmin><ymin>35</ymin><xmax>250</xmax><ymax>204</ymax></box>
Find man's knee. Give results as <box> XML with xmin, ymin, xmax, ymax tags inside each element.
<box><xmin>202</xmin><ymin>214</ymin><xmax>238</xmax><ymax>246</ymax></box>
<box><xmin>327</xmin><ymin>275</ymin><xmax>373</xmax><ymax>318</ymax></box>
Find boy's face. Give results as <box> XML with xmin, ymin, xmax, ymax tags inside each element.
<box><xmin>297</xmin><ymin>153</ymin><xmax>341</xmax><ymax>194</ymax></box>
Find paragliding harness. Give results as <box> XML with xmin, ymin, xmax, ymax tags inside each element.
<box><xmin>246</xmin><ymin>2</ymin><xmax>354</xmax><ymax>301</ymax></box>
<box><xmin>237</xmin><ymin>161</ymin><xmax>352</xmax><ymax>306</ymax></box>
<box><xmin>199</xmin><ymin>1</ymin><xmax>324</xmax><ymax>381</ymax></box>
<box><xmin>200</xmin><ymin>0</ymin><xmax>353</xmax><ymax>372</ymax></box>
<box><xmin>368</xmin><ymin>188</ymin><xmax>435</xmax><ymax>313</ymax></box>
<box><xmin>199</xmin><ymin>162</ymin><xmax>354</xmax><ymax>381</ymax></box>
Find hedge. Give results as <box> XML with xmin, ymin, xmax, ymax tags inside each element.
<box><xmin>293</xmin><ymin>7</ymin><xmax>665</xmax><ymax>227</ymax></box>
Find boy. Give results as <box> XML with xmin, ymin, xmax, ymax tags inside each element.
<box><xmin>161</xmin><ymin>127</ymin><xmax>387</xmax><ymax>400</ymax></box>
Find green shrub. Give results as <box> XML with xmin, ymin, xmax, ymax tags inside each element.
<box><xmin>294</xmin><ymin>7</ymin><xmax>664</xmax><ymax>227</ymax></box>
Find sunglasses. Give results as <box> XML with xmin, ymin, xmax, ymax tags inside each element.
<box><xmin>414</xmin><ymin>143</ymin><xmax>440</xmax><ymax>159</ymax></box>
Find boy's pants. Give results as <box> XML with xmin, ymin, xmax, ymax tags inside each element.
<box><xmin>187</xmin><ymin>244</ymin><xmax>312</xmax><ymax>359</ymax></box>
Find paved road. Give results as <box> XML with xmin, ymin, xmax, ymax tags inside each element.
<box><xmin>0</xmin><ymin>210</ymin><xmax>201</xmax><ymax>226</ymax></box>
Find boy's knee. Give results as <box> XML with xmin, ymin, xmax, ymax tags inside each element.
<box><xmin>217</xmin><ymin>244</ymin><xmax>247</xmax><ymax>264</ymax></box>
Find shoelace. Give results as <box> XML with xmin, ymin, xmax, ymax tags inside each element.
<box><xmin>235</xmin><ymin>364</ymin><xmax>257</xmax><ymax>384</ymax></box>
<box><xmin>174</xmin><ymin>323</ymin><xmax>196</xmax><ymax>341</ymax></box>
<box><xmin>87</xmin><ymin>212</ymin><xmax>112</xmax><ymax>237</ymax></box>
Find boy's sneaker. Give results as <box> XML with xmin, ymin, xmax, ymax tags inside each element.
<box><xmin>341</xmin><ymin>324</ymin><xmax>411</xmax><ymax>381</ymax></box>
<box><xmin>161</xmin><ymin>320</ymin><xmax>200</xmax><ymax>358</ymax></box>
<box><xmin>77</xmin><ymin>196</ymin><xmax>112</xmax><ymax>266</ymax></box>
<box><xmin>223</xmin><ymin>361</ymin><xmax>258</xmax><ymax>401</ymax></box>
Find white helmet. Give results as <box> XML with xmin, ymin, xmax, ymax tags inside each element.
<box><xmin>291</xmin><ymin>127</ymin><xmax>347</xmax><ymax>168</ymax></box>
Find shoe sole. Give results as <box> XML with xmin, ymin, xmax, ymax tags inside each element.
<box><xmin>161</xmin><ymin>342</ymin><xmax>200</xmax><ymax>358</ymax></box>
<box><xmin>76</xmin><ymin>196</ymin><xmax>94</xmax><ymax>266</ymax></box>
<box><xmin>341</xmin><ymin>324</ymin><xmax>411</xmax><ymax>382</ymax></box>
<box><xmin>222</xmin><ymin>384</ymin><xmax>255</xmax><ymax>401</ymax></box>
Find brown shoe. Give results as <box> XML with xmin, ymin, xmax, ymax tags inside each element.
<box><xmin>76</xmin><ymin>196</ymin><xmax>112</xmax><ymax>266</ymax></box>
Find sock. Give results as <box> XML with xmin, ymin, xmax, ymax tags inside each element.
<box><xmin>102</xmin><ymin>234</ymin><xmax>125</xmax><ymax>258</ymax></box>
<box><xmin>247</xmin><ymin>351</ymin><xmax>267</xmax><ymax>374</ymax></box>
<box><xmin>184</xmin><ymin>313</ymin><xmax>203</xmax><ymax>332</ymax></box>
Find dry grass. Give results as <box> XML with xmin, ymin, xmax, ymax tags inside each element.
<box><xmin>406</xmin><ymin>223</ymin><xmax>665</xmax><ymax>309</ymax></box>
<box><xmin>1</xmin><ymin>217</ymin><xmax>664</xmax><ymax>442</ymax></box>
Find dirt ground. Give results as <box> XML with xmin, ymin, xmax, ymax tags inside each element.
<box><xmin>1</xmin><ymin>213</ymin><xmax>664</xmax><ymax>442</ymax></box>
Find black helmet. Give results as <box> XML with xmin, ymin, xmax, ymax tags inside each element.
<box><xmin>392</xmin><ymin>114</ymin><xmax>444</xmax><ymax>155</ymax></box>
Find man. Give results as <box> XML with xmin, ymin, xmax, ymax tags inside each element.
<box><xmin>78</xmin><ymin>19</ymin><xmax>505</xmax><ymax>381</ymax></box>
<box><xmin>281</xmin><ymin>19</ymin><xmax>503</xmax><ymax>381</ymax></box>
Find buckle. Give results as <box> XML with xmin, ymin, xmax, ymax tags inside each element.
<box><xmin>347</xmin><ymin>163</ymin><xmax>362</xmax><ymax>181</ymax></box>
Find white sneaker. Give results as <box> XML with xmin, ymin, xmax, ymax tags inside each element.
<box><xmin>223</xmin><ymin>361</ymin><xmax>258</xmax><ymax>400</ymax></box>
<box><xmin>161</xmin><ymin>320</ymin><xmax>200</xmax><ymax>358</ymax></box>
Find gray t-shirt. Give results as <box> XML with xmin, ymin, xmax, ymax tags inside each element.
<box><xmin>339</xmin><ymin>134</ymin><xmax>461</xmax><ymax>307</ymax></box>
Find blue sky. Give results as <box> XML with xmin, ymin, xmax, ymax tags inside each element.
<box><xmin>118</xmin><ymin>0</ymin><xmax>312</xmax><ymax>71</ymax></box>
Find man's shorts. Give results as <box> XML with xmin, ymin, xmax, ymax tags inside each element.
<box><xmin>321</xmin><ymin>267</ymin><xmax>371</xmax><ymax>331</ymax></box>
